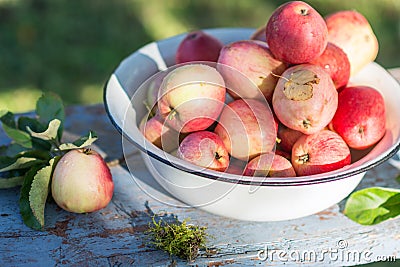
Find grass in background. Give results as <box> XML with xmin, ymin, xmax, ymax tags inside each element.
<box><xmin>0</xmin><ymin>0</ymin><xmax>151</xmax><ymax>112</ymax></box>
<box><xmin>0</xmin><ymin>0</ymin><xmax>399</xmax><ymax>113</ymax></box>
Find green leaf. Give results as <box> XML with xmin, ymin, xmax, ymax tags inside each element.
<box><xmin>0</xmin><ymin>168</ymin><xmax>31</xmax><ymax>189</ymax></box>
<box><xmin>0</xmin><ymin>156</ymin><xmax>21</xmax><ymax>170</ymax></box>
<box><xmin>2</xmin><ymin>124</ymin><xmax>32</xmax><ymax>148</ymax></box>
<box><xmin>0</xmin><ymin>111</ymin><xmax>16</xmax><ymax>128</ymax></box>
<box><xmin>344</xmin><ymin>187</ymin><xmax>400</xmax><ymax>225</ymax></box>
<box><xmin>18</xmin><ymin>150</ymin><xmax>52</xmax><ymax>161</ymax></box>
<box><xmin>27</xmin><ymin>119</ymin><xmax>61</xmax><ymax>141</ymax></box>
<box><xmin>0</xmin><ymin>168</ymin><xmax>30</xmax><ymax>179</ymax></box>
<box><xmin>36</xmin><ymin>93</ymin><xmax>65</xmax><ymax>140</ymax></box>
<box><xmin>0</xmin><ymin>176</ymin><xmax>24</xmax><ymax>189</ymax></box>
<box><xmin>0</xmin><ymin>146</ymin><xmax>51</xmax><ymax>162</ymax></box>
<box><xmin>0</xmin><ymin>156</ymin><xmax>45</xmax><ymax>172</ymax></box>
<box><xmin>17</xmin><ymin>116</ymin><xmax>45</xmax><ymax>132</ymax></box>
<box><xmin>379</xmin><ymin>193</ymin><xmax>400</xmax><ymax>221</ymax></box>
<box><xmin>29</xmin><ymin>157</ymin><xmax>59</xmax><ymax>228</ymax></box>
<box><xmin>58</xmin><ymin>131</ymin><xmax>98</xmax><ymax>150</ymax></box>
<box><xmin>19</xmin><ymin>164</ymin><xmax>46</xmax><ymax>230</ymax></box>
<box><xmin>18</xmin><ymin>117</ymin><xmax>52</xmax><ymax>150</ymax></box>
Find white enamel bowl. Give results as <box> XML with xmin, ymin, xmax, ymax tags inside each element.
<box><xmin>104</xmin><ymin>28</ymin><xmax>400</xmax><ymax>221</ymax></box>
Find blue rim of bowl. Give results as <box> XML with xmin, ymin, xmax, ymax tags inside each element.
<box><xmin>103</xmin><ymin>30</ymin><xmax>400</xmax><ymax>187</ymax></box>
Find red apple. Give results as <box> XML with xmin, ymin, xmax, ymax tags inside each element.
<box><xmin>244</xmin><ymin>152</ymin><xmax>296</xmax><ymax>177</ymax></box>
<box><xmin>265</xmin><ymin>1</ymin><xmax>328</xmax><ymax>64</ymax></box>
<box><xmin>175</xmin><ymin>30</ymin><xmax>223</xmax><ymax>64</ymax></box>
<box><xmin>144</xmin><ymin>71</ymin><xmax>168</xmax><ymax>116</ymax></box>
<box><xmin>291</xmin><ymin>130</ymin><xmax>351</xmax><ymax>176</ymax></box>
<box><xmin>158</xmin><ymin>64</ymin><xmax>226</xmax><ymax>133</ymax></box>
<box><xmin>214</xmin><ymin>99</ymin><xmax>276</xmax><ymax>161</ymax></box>
<box><xmin>275</xmin><ymin>149</ymin><xmax>291</xmax><ymax>161</ymax></box>
<box><xmin>177</xmin><ymin>131</ymin><xmax>229</xmax><ymax>172</ymax></box>
<box><xmin>330</xmin><ymin>86</ymin><xmax>386</xmax><ymax>150</ymax></box>
<box><xmin>217</xmin><ymin>40</ymin><xmax>286</xmax><ymax>102</ymax></box>
<box><xmin>51</xmin><ymin>149</ymin><xmax>114</xmax><ymax>213</ymax></box>
<box><xmin>272</xmin><ymin>64</ymin><xmax>338</xmax><ymax>134</ymax></box>
<box><xmin>309</xmin><ymin>42</ymin><xmax>350</xmax><ymax>90</ymax></box>
<box><xmin>139</xmin><ymin>113</ymin><xmax>179</xmax><ymax>152</ymax></box>
<box><xmin>325</xmin><ymin>10</ymin><xmax>379</xmax><ymax>76</ymax></box>
<box><xmin>278</xmin><ymin>126</ymin><xmax>304</xmax><ymax>153</ymax></box>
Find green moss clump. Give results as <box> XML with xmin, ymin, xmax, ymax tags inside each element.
<box><xmin>146</xmin><ymin>216</ymin><xmax>209</xmax><ymax>262</ymax></box>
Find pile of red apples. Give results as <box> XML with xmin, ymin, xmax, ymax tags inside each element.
<box><xmin>140</xmin><ymin>1</ymin><xmax>386</xmax><ymax>178</ymax></box>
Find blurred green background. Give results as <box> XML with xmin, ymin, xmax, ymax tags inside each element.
<box><xmin>1</xmin><ymin>0</ymin><xmax>399</xmax><ymax>113</ymax></box>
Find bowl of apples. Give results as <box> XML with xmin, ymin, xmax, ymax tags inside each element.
<box><xmin>104</xmin><ymin>1</ymin><xmax>400</xmax><ymax>221</ymax></box>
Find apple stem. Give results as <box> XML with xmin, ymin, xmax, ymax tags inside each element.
<box><xmin>302</xmin><ymin>119</ymin><xmax>311</xmax><ymax>129</ymax></box>
<box><xmin>188</xmin><ymin>33</ymin><xmax>198</xmax><ymax>40</ymax></box>
<box><xmin>83</xmin><ymin>148</ymin><xmax>92</xmax><ymax>155</ymax></box>
<box><xmin>168</xmin><ymin>109</ymin><xmax>178</xmax><ymax>121</ymax></box>
<box><xmin>300</xmin><ymin>8</ymin><xmax>308</xmax><ymax>16</ymax></box>
<box><xmin>214</xmin><ymin>152</ymin><xmax>222</xmax><ymax>160</ymax></box>
<box><xmin>298</xmin><ymin>154</ymin><xmax>309</xmax><ymax>164</ymax></box>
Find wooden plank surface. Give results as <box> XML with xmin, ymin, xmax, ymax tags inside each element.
<box><xmin>1</xmin><ymin>70</ymin><xmax>400</xmax><ymax>266</ymax></box>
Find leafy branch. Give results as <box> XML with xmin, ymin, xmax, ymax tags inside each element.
<box><xmin>0</xmin><ymin>93</ymin><xmax>97</xmax><ymax>230</ymax></box>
